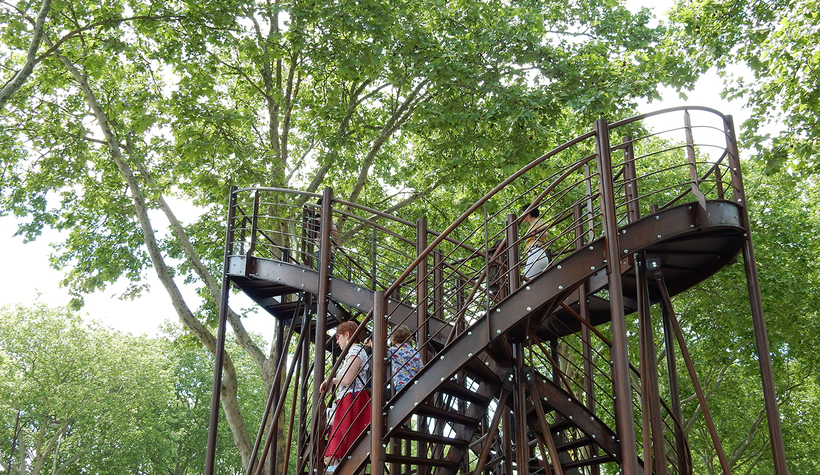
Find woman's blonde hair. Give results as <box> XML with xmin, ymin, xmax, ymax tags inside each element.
<box><xmin>391</xmin><ymin>325</ymin><xmax>413</xmax><ymax>345</ymax></box>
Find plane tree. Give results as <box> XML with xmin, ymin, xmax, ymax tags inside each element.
<box><xmin>0</xmin><ymin>0</ymin><xmax>689</xmax><ymax>466</ymax></box>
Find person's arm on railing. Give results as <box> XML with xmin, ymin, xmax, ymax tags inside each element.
<box><xmin>320</xmin><ymin>354</ymin><xmax>362</xmax><ymax>392</ymax></box>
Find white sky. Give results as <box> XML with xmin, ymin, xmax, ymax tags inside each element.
<box><xmin>0</xmin><ymin>0</ymin><xmax>749</xmax><ymax>337</ymax></box>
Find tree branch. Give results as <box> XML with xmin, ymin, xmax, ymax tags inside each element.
<box><xmin>0</xmin><ymin>0</ymin><xmax>52</xmax><ymax>109</ymax></box>
<box><xmin>346</xmin><ymin>78</ymin><xmax>430</xmax><ymax>205</ymax></box>
<box><xmin>51</xmin><ymin>39</ymin><xmax>255</xmax><ymax>467</ymax></box>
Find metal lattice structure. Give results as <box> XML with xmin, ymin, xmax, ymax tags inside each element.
<box><xmin>205</xmin><ymin>108</ymin><xmax>788</xmax><ymax>475</ymax></box>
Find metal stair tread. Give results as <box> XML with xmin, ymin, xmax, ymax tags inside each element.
<box><xmin>391</xmin><ymin>428</ymin><xmax>468</xmax><ymax>447</ymax></box>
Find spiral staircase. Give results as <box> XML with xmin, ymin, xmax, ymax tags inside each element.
<box><xmin>205</xmin><ymin>108</ymin><xmax>787</xmax><ymax>475</ymax></box>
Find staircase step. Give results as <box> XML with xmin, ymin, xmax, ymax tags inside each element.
<box><xmin>463</xmin><ymin>357</ymin><xmax>500</xmax><ymax>382</ymax></box>
<box><xmin>548</xmin><ymin>416</ymin><xmax>572</xmax><ymax>432</ymax></box>
<box><xmin>438</xmin><ymin>380</ymin><xmax>490</xmax><ymax>406</ymax></box>
<box><xmin>384</xmin><ymin>453</ymin><xmax>460</xmax><ymax>468</ymax></box>
<box><xmin>561</xmin><ymin>453</ymin><xmax>617</xmax><ymax>470</ymax></box>
<box><xmin>555</xmin><ymin>435</ymin><xmax>595</xmax><ymax>452</ymax></box>
<box><xmin>392</xmin><ymin>428</ymin><xmax>468</xmax><ymax>448</ymax></box>
<box><xmin>414</xmin><ymin>404</ymin><xmax>480</xmax><ymax>427</ymax></box>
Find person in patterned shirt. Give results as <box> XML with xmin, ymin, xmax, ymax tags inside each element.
<box><xmin>386</xmin><ymin>325</ymin><xmax>422</xmax><ymax>393</ymax></box>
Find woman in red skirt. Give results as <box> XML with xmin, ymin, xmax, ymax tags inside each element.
<box><xmin>320</xmin><ymin>321</ymin><xmax>371</xmax><ymax>472</ymax></box>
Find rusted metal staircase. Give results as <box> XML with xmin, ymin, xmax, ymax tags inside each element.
<box><xmin>205</xmin><ymin>107</ymin><xmax>788</xmax><ymax>475</ymax></box>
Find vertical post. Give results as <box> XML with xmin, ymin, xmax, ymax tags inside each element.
<box><xmin>205</xmin><ymin>186</ymin><xmax>238</xmax><ymax>475</ymax></box>
<box><xmin>297</xmin><ymin>301</ymin><xmax>311</xmax><ymax>472</ymax></box>
<box><xmin>724</xmin><ymin>116</ymin><xmax>789</xmax><ymax>475</ymax></box>
<box><xmin>310</xmin><ymin>187</ymin><xmax>333</xmax><ymax>475</ymax></box>
<box><xmin>372</xmin><ymin>293</ymin><xmax>388</xmax><ymax>475</ymax></box>
<box><xmin>573</xmin><ymin>201</ymin><xmax>599</xmax><ymax>475</ymax></box>
<box><xmin>684</xmin><ymin>110</ymin><xmax>708</xmax><ymax>222</ymax></box>
<box><xmin>269</xmin><ymin>319</ymin><xmax>285</xmax><ymax>474</ymax></box>
<box><xmin>622</xmin><ymin>136</ymin><xmax>640</xmax><ymax>223</ymax></box>
<box><xmin>371</xmin><ymin>227</ymin><xmax>378</xmax><ymax>289</ymax></box>
<box><xmin>513</xmin><ymin>343</ymin><xmax>528</xmax><ymax>475</ymax></box>
<box><xmin>245</xmin><ymin>190</ymin><xmax>261</xmax><ymax>275</ymax></box>
<box><xmin>505</xmin><ymin>214</ymin><xmax>521</xmax><ymax>292</ymax></box>
<box><xmin>715</xmin><ymin>166</ymin><xmax>725</xmax><ymax>200</ymax></box>
<box><xmin>417</xmin><ymin>218</ymin><xmax>429</xmax><ymax>346</ymax></box>
<box><xmin>413</xmin><ymin>217</ymin><xmax>428</xmax><ymax>470</ymax></box>
<box><xmin>593</xmin><ymin>119</ymin><xmax>640</xmax><ymax>475</ymax></box>
<box><xmin>661</xmin><ymin>298</ymin><xmax>690</xmax><ymax>475</ymax></box>
<box><xmin>501</xmin><ymin>408</ymin><xmax>514</xmax><ymax>475</ymax></box>
<box><xmin>637</xmin><ymin>256</ymin><xmax>667</xmax><ymax>475</ymax></box>
<box><xmin>584</xmin><ymin>163</ymin><xmax>596</xmax><ymax>243</ymax></box>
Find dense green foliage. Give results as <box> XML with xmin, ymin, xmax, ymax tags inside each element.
<box><xmin>669</xmin><ymin>0</ymin><xmax>820</xmax><ymax>177</ymax></box>
<box><xmin>0</xmin><ymin>303</ymin><xmax>262</xmax><ymax>475</ymax></box>
<box><xmin>2</xmin><ymin>0</ymin><xmax>820</xmax><ymax>473</ymax></box>
<box><xmin>0</xmin><ymin>0</ymin><xmax>687</xmax><ymax>466</ymax></box>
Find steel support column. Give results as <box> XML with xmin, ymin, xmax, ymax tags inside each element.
<box><xmin>372</xmin><ymin>292</ymin><xmax>387</xmax><ymax>475</ymax></box>
<box><xmin>310</xmin><ymin>187</ymin><xmax>334</xmax><ymax>475</ymax></box>
<box><xmin>725</xmin><ymin>115</ymin><xmax>789</xmax><ymax>475</ymax></box>
<box><xmin>594</xmin><ymin>119</ymin><xmax>639</xmax><ymax>474</ymax></box>
<box><xmin>637</xmin><ymin>256</ymin><xmax>667</xmax><ymax>475</ymax></box>
<box><xmin>205</xmin><ymin>186</ymin><xmax>238</xmax><ymax>475</ymax></box>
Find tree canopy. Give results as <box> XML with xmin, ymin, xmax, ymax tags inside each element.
<box><xmin>668</xmin><ymin>0</ymin><xmax>820</xmax><ymax>177</ymax></box>
<box><xmin>2</xmin><ymin>0</ymin><xmax>819</xmax><ymax>472</ymax></box>
<box><xmin>0</xmin><ymin>0</ymin><xmax>688</xmax><ymax>464</ymax></box>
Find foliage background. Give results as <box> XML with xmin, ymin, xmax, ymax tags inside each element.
<box><xmin>2</xmin><ymin>0</ymin><xmax>819</xmax><ymax>473</ymax></box>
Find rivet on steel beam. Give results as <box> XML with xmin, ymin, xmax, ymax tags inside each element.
<box><xmin>497</xmin><ymin>330</ymin><xmax>502</xmax><ymax>334</ymax></box>
<box><xmin>527</xmin><ymin>307</ymin><xmax>531</xmax><ymax>311</ymax></box>
<box><xmin>655</xmin><ymin>215</ymin><xmax>660</xmax><ymax>220</ymax></box>
<box><xmin>589</xmin><ymin>246</ymin><xmax>594</xmax><ymax>250</ymax></box>
<box><xmin>440</xmin><ymin>356</ymin><xmax>445</xmax><ymax>360</ymax></box>
<box><xmin>468</xmin><ymin>331</ymin><xmax>472</xmax><ymax>335</ymax></box>
<box><xmin>624</xmin><ymin>249</ymin><xmax>628</xmax><ymax>253</ymax></box>
<box><xmin>526</xmin><ymin>286</ymin><xmax>531</xmax><ymax>290</ymax></box>
<box><xmin>590</xmin><ymin>266</ymin><xmax>595</xmax><ymax>270</ymax></box>
<box><xmin>557</xmin><ymin>265</ymin><xmax>562</xmax><ymax>269</ymax></box>
<box><xmin>468</xmin><ymin>353</ymin><xmax>473</xmax><ymax>357</ymax></box>
<box><xmin>657</xmin><ymin>235</ymin><xmax>662</xmax><ymax>239</ymax></box>
<box><xmin>496</xmin><ymin>308</ymin><xmax>501</xmax><ymax>312</ymax></box>
<box><xmin>592</xmin><ymin>434</ymin><xmax>596</xmax><ymax>438</ymax></box>
<box><xmin>558</xmin><ymin>286</ymin><xmax>563</xmax><ymax>290</ymax></box>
